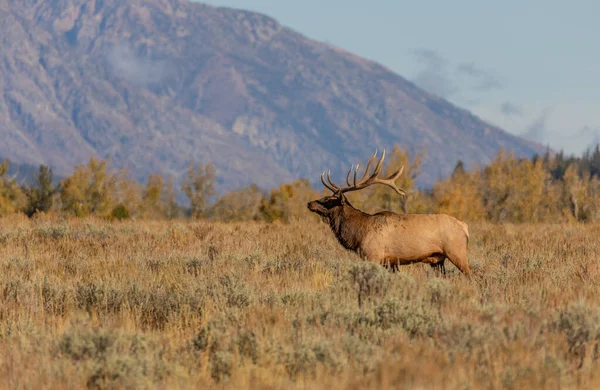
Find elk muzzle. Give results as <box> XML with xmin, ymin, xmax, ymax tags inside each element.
<box><xmin>307</xmin><ymin>201</ymin><xmax>327</xmax><ymax>215</ymax></box>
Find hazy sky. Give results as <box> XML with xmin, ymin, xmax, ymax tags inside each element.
<box><xmin>199</xmin><ymin>0</ymin><xmax>600</xmax><ymax>154</ymax></box>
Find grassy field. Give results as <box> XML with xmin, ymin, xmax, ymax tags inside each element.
<box><xmin>1</xmin><ymin>215</ymin><xmax>600</xmax><ymax>389</ymax></box>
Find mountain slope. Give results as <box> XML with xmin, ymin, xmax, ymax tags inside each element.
<box><xmin>0</xmin><ymin>0</ymin><xmax>544</xmax><ymax>189</ymax></box>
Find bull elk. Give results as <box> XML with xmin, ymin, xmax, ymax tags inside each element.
<box><xmin>307</xmin><ymin>150</ymin><xmax>472</xmax><ymax>275</ymax></box>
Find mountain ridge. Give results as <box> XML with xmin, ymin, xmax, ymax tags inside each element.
<box><xmin>0</xmin><ymin>0</ymin><xmax>545</xmax><ymax>190</ymax></box>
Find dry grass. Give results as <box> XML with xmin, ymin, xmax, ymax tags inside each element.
<box><xmin>1</xmin><ymin>214</ymin><xmax>600</xmax><ymax>389</ymax></box>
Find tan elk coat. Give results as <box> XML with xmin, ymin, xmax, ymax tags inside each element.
<box><xmin>307</xmin><ymin>150</ymin><xmax>472</xmax><ymax>275</ymax></box>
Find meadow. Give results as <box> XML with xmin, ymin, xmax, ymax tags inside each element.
<box><xmin>1</xmin><ymin>214</ymin><xmax>600</xmax><ymax>389</ymax></box>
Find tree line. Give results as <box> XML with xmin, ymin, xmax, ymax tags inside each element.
<box><xmin>1</xmin><ymin>145</ymin><xmax>600</xmax><ymax>223</ymax></box>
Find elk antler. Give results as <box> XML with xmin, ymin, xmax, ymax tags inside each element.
<box><xmin>320</xmin><ymin>150</ymin><xmax>406</xmax><ymax>196</ymax></box>
<box><xmin>320</xmin><ymin>170</ymin><xmax>340</xmax><ymax>193</ymax></box>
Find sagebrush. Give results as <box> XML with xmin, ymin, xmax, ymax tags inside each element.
<box><xmin>1</xmin><ymin>215</ymin><xmax>600</xmax><ymax>389</ymax></box>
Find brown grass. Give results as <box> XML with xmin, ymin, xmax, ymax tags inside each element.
<box><xmin>1</xmin><ymin>214</ymin><xmax>600</xmax><ymax>389</ymax></box>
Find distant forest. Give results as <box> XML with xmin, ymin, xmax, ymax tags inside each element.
<box><xmin>2</xmin><ymin>145</ymin><xmax>600</xmax><ymax>223</ymax></box>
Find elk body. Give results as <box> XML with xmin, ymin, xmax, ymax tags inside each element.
<box><xmin>307</xmin><ymin>151</ymin><xmax>472</xmax><ymax>275</ymax></box>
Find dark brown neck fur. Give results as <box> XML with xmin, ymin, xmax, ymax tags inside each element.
<box><xmin>328</xmin><ymin>202</ymin><xmax>371</xmax><ymax>252</ymax></box>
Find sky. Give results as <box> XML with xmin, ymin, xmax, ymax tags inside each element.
<box><xmin>199</xmin><ymin>0</ymin><xmax>600</xmax><ymax>155</ymax></box>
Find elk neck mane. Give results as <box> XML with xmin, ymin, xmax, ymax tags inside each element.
<box><xmin>327</xmin><ymin>201</ymin><xmax>373</xmax><ymax>252</ymax></box>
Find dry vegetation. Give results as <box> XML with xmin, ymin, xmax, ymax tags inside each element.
<box><xmin>1</xmin><ymin>214</ymin><xmax>600</xmax><ymax>389</ymax></box>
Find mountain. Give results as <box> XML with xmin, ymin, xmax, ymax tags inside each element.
<box><xmin>0</xmin><ymin>0</ymin><xmax>544</xmax><ymax>190</ymax></box>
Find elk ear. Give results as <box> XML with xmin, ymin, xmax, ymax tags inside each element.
<box><xmin>339</xmin><ymin>194</ymin><xmax>347</xmax><ymax>205</ymax></box>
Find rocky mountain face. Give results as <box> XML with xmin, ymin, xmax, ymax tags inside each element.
<box><xmin>0</xmin><ymin>0</ymin><xmax>544</xmax><ymax>190</ymax></box>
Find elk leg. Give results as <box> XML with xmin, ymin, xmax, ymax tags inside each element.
<box><xmin>430</xmin><ymin>257</ymin><xmax>446</xmax><ymax>276</ymax></box>
<box><xmin>381</xmin><ymin>258</ymin><xmax>399</xmax><ymax>273</ymax></box>
<box><xmin>444</xmin><ymin>248</ymin><xmax>472</xmax><ymax>276</ymax></box>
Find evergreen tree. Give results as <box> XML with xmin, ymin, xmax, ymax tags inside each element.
<box><xmin>590</xmin><ymin>144</ymin><xmax>600</xmax><ymax>178</ymax></box>
<box><xmin>22</xmin><ymin>164</ymin><xmax>57</xmax><ymax>217</ymax></box>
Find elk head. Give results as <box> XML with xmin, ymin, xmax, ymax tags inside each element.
<box><xmin>307</xmin><ymin>150</ymin><xmax>406</xmax><ymax>219</ymax></box>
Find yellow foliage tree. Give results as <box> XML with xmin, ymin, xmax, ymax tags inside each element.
<box><xmin>140</xmin><ymin>174</ymin><xmax>166</xmax><ymax>219</ymax></box>
<box><xmin>259</xmin><ymin>179</ymin><xmax>317</xmax><ymax>222</ymax></box>
<box><xmin>181</xmin><ymin>163</ymin><xmax>215</xmax><ymax>218</ymax></box>
<box><xmin>112</xmin><ymin>171</ymin><xmax>142</xmax><ymax>220</ymax></box>
<box><xmin>560</xmin><ymin>164</ymin><xmax>600</xmax><ymax>222</ymax></box>
<box><xmin>433</xmin><ymin>163</ymin><xmax>485</xmax><ymax>221</ymax></box>
<box><xmin>162</xmin><ymin>176</ymin><xmax>181</xmax><ymax>219</ymax></box>
<box><xmin>585</xmin><ymin>176</ymin><xmax>600</xmax><ymax>221</ymax></box>
<box><xmin>59</xmin><ymin>157</ymin><xmax>118</xmax><ymax>218</ymax></box>
<box><xmin>207</xmin><ymin>184</ymin><xmax>263</xmax><ymax>222</ymax></box>
<box><xmin>140</xmin><ymin>174</ymin><xmax>181</xmax><ymax>219</ymax></box>
<box><xmin>0</xmin><ymin>160</ymin><xmax>24</xmax><ymax>216</ymax></box>
<box><xmin>481</xmin><ymin>150</ymin><xmax>557</xmax><ymax>222</ymax></box>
